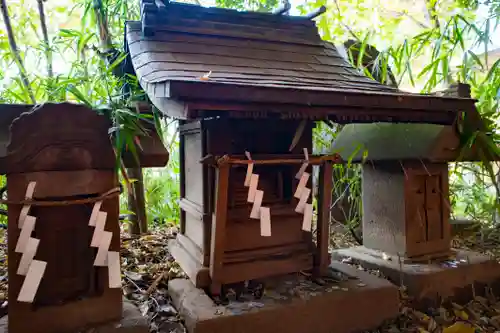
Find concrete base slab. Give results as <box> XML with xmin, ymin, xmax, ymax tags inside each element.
<box><xmin>168</xmin><ymin>261</ymin><xmax>399</xmax><ymax>333</ymax></box>
<box><xmin>0</xmin><ymin>301</ymin><xmax>149</xmax><ymax>333</ymax></box>
<box><xmin>333</xmin><ymin>246</ymin><xmax>500</xmax><ymax>304</ymax></box>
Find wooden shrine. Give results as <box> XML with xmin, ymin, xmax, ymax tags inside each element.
<box><xmin>0</xmin><ymin>103</ymin><xmax>156</xmax><ymax>333</ymax></box>
<box><xmin>333</xmin><ymin>84</ymin><xmax>500</xmax><ymax>302</ymax></box>
<box><xmin>176</xmin><ymin>119</ymin><xmax>339</xmax><ymax>294</ymax></box>
<box><xmin>125</xmin><ymin>2</ymin><xmax>479</xmax><ymax>332</ymax></box>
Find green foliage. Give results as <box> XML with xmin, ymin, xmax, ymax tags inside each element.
<box><xmin>450</xmin><ymin>163</ymin><xmax>497</xmax><ymax>223</ymax></box>
<box><xmin>216</xmin><ymin>0</ymin><xmax>279</xmax><ymax>12</ymax></box>
<box><xmin>142</xmin><ymin>120</ymin><xmax>181</xmax><ymax>226</ymax></box>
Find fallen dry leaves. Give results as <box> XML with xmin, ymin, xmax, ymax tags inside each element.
<box><xmin>1</xmin><ymin>225</ymin><xmax>500</xmax><ymax>332</ymax></box>
<box><xmin>367</xmin><ymin>289</ymin><xmax>500</xmax><ymax>333</ymax></box>
<box><xmin>119</xmin><ymin>226</ymin><xmax>186</xmax><ymax>333</ymax></box>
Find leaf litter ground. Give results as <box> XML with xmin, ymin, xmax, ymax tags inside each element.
<box><xmin>1</xmin><ymin>225</ymin><xmax>500</xmax><ymax>333</ymax></box>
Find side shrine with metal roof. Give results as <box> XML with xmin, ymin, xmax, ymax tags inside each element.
<box><xmin>124</xmin><ymin>3</ymin><xmax>500</xmax><ymax>333</ymax></box>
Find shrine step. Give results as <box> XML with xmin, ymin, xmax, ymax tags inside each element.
<box><xmin>333</xmin><ymin>246</ymin><xmax>500</xmax><ymax>305</ymax></box>
<box><xmin>0</xmin><ymin>300</ymin><xmax>149</xmax><ymax>333</ymax></box>
<box><xmin>168</xmin><ymin>261</ymin><xmax>399</xmax><ymax>333</ymax></box>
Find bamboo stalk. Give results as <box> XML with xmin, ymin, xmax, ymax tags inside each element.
<box><xmin>37</xmin><ymin>0</ymin><xmax>53</xmax><ymax>83</ymax></box>
<box><xmin>1</xmin><ymin>0</ymin><xmax>36</xmax><ymax>103</ymax></box>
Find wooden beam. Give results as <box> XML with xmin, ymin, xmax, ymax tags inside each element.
<box><xmin>200</xmin><ymin>154</ymin><xmax>342</xmax><ymax>166</ymax></box>
<box><xmin>168</xmin><ymin>80</ymin><xmax>475</xmax><ymax>112</ymax></box>
<box><xmin>151</xmin><ymin>94</ymin><xmax>462</xmax><ymax>124</ymax></box>
<box><xmin>187</xmin><ymin>107</ymin><xmax>458</xmax><ymax>125</ymax></box>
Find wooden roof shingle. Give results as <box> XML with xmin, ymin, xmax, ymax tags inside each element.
<box><xmin>125</xmin><ymin>1</ymin><xmax>476</xmax><ymax>123</ymax></box>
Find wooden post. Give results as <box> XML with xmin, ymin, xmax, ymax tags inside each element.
<box><xmin>315</xmin><ymin>161</ymin><xmax>333</xmax><ymax>276</ymax></box>
<box><xmin>209</xmin><ymin>163</ymin><xmax>230</xmax><ymax>296</ymax></box>
<box><xmin>179</xmin><ymin>120</ymin><xmax>186</xmax><ymax>234</ymax></box>
<box><xmin>127</xmin><ymin>168</ymin><xmax>148</xmax><ymax>235</ymax></box>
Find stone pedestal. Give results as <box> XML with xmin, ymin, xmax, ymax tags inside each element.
<box><xmin>168</xmin><ymin>261</ymin><xmax>399</xmax><ymax>333</ymax></box>
<box><xmin>0</xmin><ymin>301</ymin><xmax>149</xmax><ymax>333</ymax></box>
<box><xmin>334</xmin><ymin>246</ymin><xmax>500</xmax><ymax>304</ymax></box>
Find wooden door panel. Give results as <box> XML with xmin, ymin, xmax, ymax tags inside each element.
<box><xmin>405</xmin><ymin>165</ymin><xmax>450</xmax><ymax>258</ymax></box>
<box><xmin>32</xmin><ymin>203</ymin><xmax>98</xmax><ymax>307</ymax></box>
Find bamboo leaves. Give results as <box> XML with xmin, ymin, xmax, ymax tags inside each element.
<box><xmin>0</xmin><ymin>0</ymin><xmax>36</xmax><ymax>103</ymax></box>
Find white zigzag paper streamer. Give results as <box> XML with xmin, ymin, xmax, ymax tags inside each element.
<box><xmin>15</xmin><ymin>181</ymin><xmax>47</xmax><ymax>303</ymax></box>
<box><xmin>88</xmin><ymin>201</ymin><xmax>121</xmax><ymax>288</ymax></box>
<box><xmin>18</xmin><ymin>181</ymin><xmax>36</xmax><ymax>229</ymax></box>
<box><xmin>294</xmin><ymin>149</ymin><xmax>313</xmax><ymax>231</ymax></box>
<box><xmin>244</xmin><ymin>152</ymin><xmax>272</xmax><ymax>237</ymax></box>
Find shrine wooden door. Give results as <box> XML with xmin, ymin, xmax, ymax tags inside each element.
<box><xmin>404</xmin><ymin>163</ymin><xmax>451</xmax><ymax>259</ymax></box>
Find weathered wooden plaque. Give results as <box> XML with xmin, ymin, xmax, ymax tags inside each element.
<box><xmin>0</xmin><ymin>103</ymin><xmax>122</xmax><ymax>333</ymax></box>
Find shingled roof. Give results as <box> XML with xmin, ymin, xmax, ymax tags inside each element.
<box><xmin>124</xmin><ymin>1</ymin><xmax>476</xmax><ymax>123</ymax></box>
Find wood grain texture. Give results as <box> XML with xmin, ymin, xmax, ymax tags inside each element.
<box><xmin>3</xmin><ymin>103</ymin><xmax>115</xmax><ymax>174</ymax></box>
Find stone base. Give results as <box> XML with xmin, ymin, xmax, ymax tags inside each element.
<box><xmin>0</xmin><ymin>301</ymin><xmax>149</xmax><ymax>333</ymax></box>
<box><xmin>333</xmin><ymin>246</ymin><xmax>500</xmax><ymax>304</ymax></box>
<box><xmin>168</xmin><ymin>261</ymin><xmax>399</xmax><ymax>333</ymax></box>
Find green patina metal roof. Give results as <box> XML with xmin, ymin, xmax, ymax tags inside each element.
<box><xmin>331</xmin><ymin>123</ymin><xmax>446</xmax><ymax>162</ymax></box>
